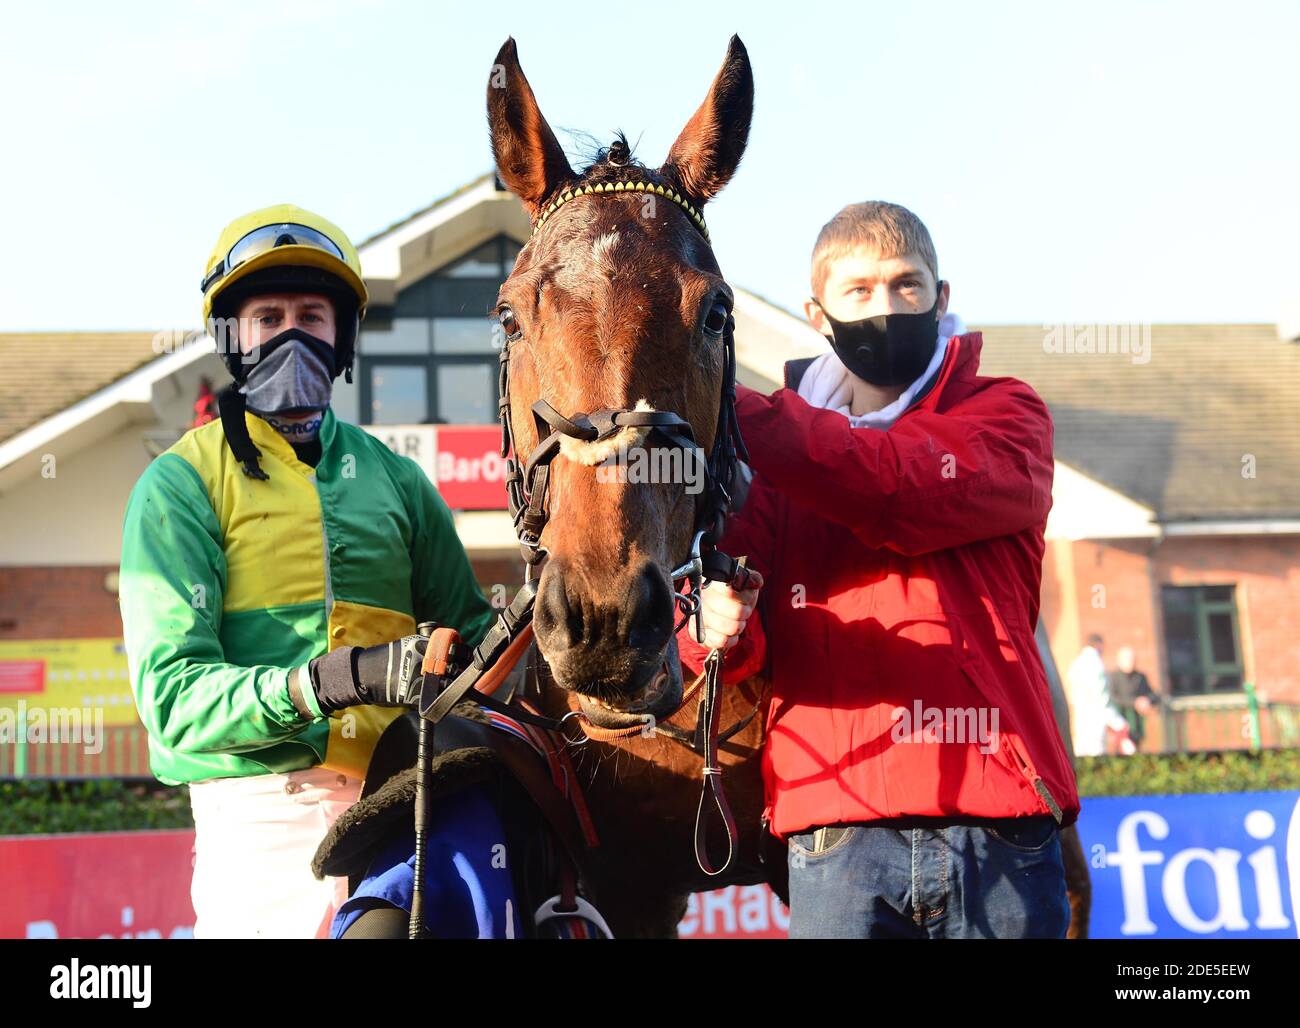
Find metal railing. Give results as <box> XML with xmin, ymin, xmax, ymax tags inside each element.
<box><xmin>1161</xmin><ymin>682</ymin><xmax>1300</xmax><ymax>753</ymax></box>
<box><xmin>1</xmin><ymin>725</ymin><xmax>153</xmax><ymax>779</ymax></box>
<box><xmin>7</xmin><ymin>687</ymin><xmax>1298</xmax><ymax>773</ymax></box>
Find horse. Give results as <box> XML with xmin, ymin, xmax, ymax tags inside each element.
<box><xmin>484</xmin><ymin>34</ymin><xmax>776</xmax><ymax>938</ymax></box>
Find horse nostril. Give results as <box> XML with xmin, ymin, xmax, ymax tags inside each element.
<box><xmin>625</xmin><ymin>562</ymin><xmax>673</xmax><ymax>652</ymax></box>
<box><xmin>535</xmin><ymin>560</ymin><xmax>674</xmax><ymax>660</ymax></box>
<box><xmin>535</xmin><ymin>567</ymin><xmax>581</xmax><ymax>649</ymax></box>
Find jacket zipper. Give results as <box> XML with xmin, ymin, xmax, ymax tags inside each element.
<box><xmin>1008</xmin><ymin>736</ymin><xmax>1064</xmax><ymax>825</ymax></box>
<box><xmin>959</xmin><ymin>658</ymin><xmax>1064</xmax><ymax>825</ymax></box>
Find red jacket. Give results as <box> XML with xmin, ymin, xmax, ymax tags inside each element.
<box><xmin>677</xmin><ymin>332</ymin><xmax>1080</xmax><ymax>840</ymax></box>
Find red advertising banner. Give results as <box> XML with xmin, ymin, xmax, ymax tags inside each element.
<box><xmin>0</xmin><ymin>829</ymin><xmax>784</xmax><ymax>939</ymax></box>
<box><xmin>0</xmin><ymin>660</ymin><xmax>45</xmax><ymax>693</ymax></box>
<box><xmin>0</xmin><ymin>831</ymin><xmax>196</xmax><ymax>939</ymax></box>
<box><xmin>363</xmin><ymin>424</ymin><xmax>509</xmax><ymax>511</ymax></box>
<box><xmin>678</xmin><ymin>885</ymin><xmax>789</xmax><ymax>939</ymax></box>
<box><xmin>432</xmin><ymin>425</ymin><xmax>509</xmax><ymax>510</ymax></box>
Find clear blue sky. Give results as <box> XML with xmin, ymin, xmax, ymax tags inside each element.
<box><xmin>2</xmin><ymin>0</ymin><xmax>1295</xmax><ymax>331</ymax></box>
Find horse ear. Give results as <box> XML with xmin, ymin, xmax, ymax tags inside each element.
<box><xmin>487</xmin><ymin>37</ymin><xmax>575</xmax><ymax>219</ymax></box>
<box><xmin>661</xmin><ymin>35</ymin><xmax>754</xmax><ymax>205</ymax></box>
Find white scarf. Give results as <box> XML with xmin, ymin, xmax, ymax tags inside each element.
<box><xmin>796</xmin><ymin>312</ymin><xmax>966</xmax><ymax>429</ymax></box>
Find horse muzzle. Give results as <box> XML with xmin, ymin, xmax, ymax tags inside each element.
<box><xmin>569</xmin><ymin>639</ymin><xmax>685</xmax><ymax>730</ymax></box>
<box><xmin>532</xmin><ymin>557</ymin><xmax>685</xmax><ymax>726</ymax></box>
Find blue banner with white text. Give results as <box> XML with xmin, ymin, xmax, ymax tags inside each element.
<box><xmin>1078</xmin><ymin>791</ymin><xmax>1300</xmax><ymax>939</ymax></box>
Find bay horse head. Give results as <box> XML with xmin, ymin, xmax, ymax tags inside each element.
<box><xmin>487</xmin><ymin>36</ymin><xmax>753</xmax><ymax>729</ymax></box>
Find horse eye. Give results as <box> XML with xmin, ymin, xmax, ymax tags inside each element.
<box><xmin>703</xmin><ymin>301</ymin><xmax>730</xmax><ymax>336</ymax></box>
<box><xmin>498</xmin><ymin>306</ymin><xmax>521</xmax><ymax>339</ymax></box>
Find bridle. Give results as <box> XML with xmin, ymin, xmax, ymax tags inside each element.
<box><xmin>499</xmin><ymin>177</ymin><xmax>747</xmax><ymax>587</ymax></box>
<box><xmin>497</xmin><ymin>177</ymin><xmax>758</xmax><ymax>874</ymax></box>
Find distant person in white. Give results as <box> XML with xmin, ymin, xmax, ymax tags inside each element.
<box><xmin>1066</xmin><ymin>634</ymin><xmax>1134</xmax><ymax>756</ymax></box>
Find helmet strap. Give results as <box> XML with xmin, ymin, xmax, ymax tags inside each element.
<box><xmin>217</xmin><ymin>386</ymin><xmax>270</xmax><ymax>481</ymax></box>
<box><xmin>334</xmin><ymin>308</ymin><xmax>360</xmax><ymax>385</ymax></box>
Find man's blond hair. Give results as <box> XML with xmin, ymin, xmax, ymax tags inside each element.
<box><xmin>811</xmin><ymin>201</ymin><xmax>939</xmax><ymax>299</ymax></box>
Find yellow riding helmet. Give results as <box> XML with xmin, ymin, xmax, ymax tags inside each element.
<box><xmin>202</xmin><ymin>204</ymin><xmax>369</xmax><ymax>384</ymax></box>
<box><xmin>201</xmin><ymin>203</ymin><xmax>368</xmax><ymax>325</ymax></box>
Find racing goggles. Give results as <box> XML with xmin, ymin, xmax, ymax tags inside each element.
<box><xmin>201</xmin><ymin>223</ymin><xmax>347</xmax><ymax>294</ymax></box>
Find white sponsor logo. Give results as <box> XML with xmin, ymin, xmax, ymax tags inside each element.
<box><xmin>1105</xmin><ymin>803</ymin><xmax>1298</xmax><ymax>936</ymax></box>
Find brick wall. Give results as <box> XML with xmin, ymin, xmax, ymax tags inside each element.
<box><xmin>1063</xmin><ymin>538</ymin><xmax>1163</xmax><ymax>685</ymax></box>
<box><xmin>1041</xmin><ymin>533</ymin><xmax>1300</xmax><ymax>752</ymax></box>
<box><xmin>0</xmin><ymin>566</ymin><xmax>123</xmax><ymax>641</ymax></box>
<box><xmin>0</xmin><ymin>558</ymin><xmax>526</xmax><ymax>643</ymax></box>
<box><xmin>472</xmin><ymin>556</ymin><xmax>527</xmax><ymax>608</ymax></box>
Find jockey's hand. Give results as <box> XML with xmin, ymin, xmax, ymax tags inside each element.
<box><xmin>296</xmin><ymin>636</ymin><xmax>428</xmax><ymax>716</ymax></box>
<box><xmin>687</xmin><ymin>568</ymin><xmax>763</xmax><ymax>652</ymax></box>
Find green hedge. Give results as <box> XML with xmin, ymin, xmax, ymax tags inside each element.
<box><xmin>2</xmin><ymin>749</ymin><xmax>1298</xmax><ymax>835</ymax></box>
<box><xmin>0</xmin><ymin>779</ymin><xmax>193</xmax><ymax>836</ymax></box>
<box><xmin>1076</xmin><ymin>748</ymin><xmax>1300</xmax><ymax>797</ymax></box>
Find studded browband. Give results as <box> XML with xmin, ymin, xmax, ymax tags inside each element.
<box><xmin>532</xmin><ymin>179</ymin><xmax>711</xmax><ymax>242</ymax></box>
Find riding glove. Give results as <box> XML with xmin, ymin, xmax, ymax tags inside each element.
<box><xmin>293</xmin><ymin>636</ymin><xmax>429</xmax><ymax>717</ymax></box>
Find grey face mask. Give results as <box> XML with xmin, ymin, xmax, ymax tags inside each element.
<box><xmin>238</xmin><ymin>329</ymin><xmax>337</xmax><ymax>416</ymax></box>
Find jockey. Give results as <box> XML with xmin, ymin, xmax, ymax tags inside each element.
<box><xmin>677</xmin><ymin>200</ymin><xmax>1081</xmax><ymax>939</ymax></box>
<box><xmin>120</xmin><ymin>205</ymin><xmax>498</xmax><ymax>938</ymax></box>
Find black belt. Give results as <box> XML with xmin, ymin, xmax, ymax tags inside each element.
<box><xmin>803</xmin><ymin>814</ymin><xmax>1057</xmax><ymax>833</ymax></box>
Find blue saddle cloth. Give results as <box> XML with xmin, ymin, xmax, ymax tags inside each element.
<box><xmin>331</xmin><ymin>784</ymin><xmax>523</xmax><ymax>939</ymax></box>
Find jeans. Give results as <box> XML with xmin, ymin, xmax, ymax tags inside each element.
<box><xmin>786</xmin><ymin>815</ymin><xmax>1070</xmax><ymax>939</ymax></box>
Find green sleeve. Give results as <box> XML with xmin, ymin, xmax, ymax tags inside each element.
<box><xmin>119</xmin><ymin>455</ymin><xmax>314</xmax><ymax>756</ymax></box>
<box><xmin>406</xmin><ymin>463</ymin><xmax>496</xmax><ymax>651</ymax></box>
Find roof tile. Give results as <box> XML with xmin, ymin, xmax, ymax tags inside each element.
<box><xmin>974</xmin><ymin>323</ymin><xmax>1299</xmax><ymax>521</ymax></box>
<box><xmin>0</xmin><ymin>333</ymin><xmax>164</xmax><ymax>444</ymax></box>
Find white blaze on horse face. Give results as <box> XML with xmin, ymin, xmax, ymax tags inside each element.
<box><xmin>558</xmin><ymin>399</ymin><xmax>655</xmax><ymax>466</ymax></box>
<box><xmin>590</xmin><ymin>230</ymin><xmax>621</xmax><ymax>276</ymax></box>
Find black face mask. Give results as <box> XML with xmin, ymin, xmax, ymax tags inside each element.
<box><xmin>814</xmin><ymin>285</ymin><xmax>945</xmax><ymax>387</ymax></box>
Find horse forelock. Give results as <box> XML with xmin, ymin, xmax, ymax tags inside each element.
<box><xmin>535</xmin><ymin>131</ymin><xmax>698</xmax><ymax>216</ymax></box>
